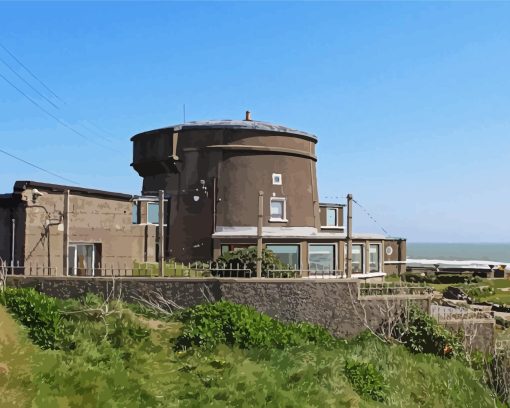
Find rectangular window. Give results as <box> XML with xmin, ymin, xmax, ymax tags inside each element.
<box><xmin>270</xmin><ymin>198</ymin><xmax>286</xmax><ymax>222</ymax></box>
<box><xmin>266</xmin><ymin>244</ymin><xmax>300</xmax><ymax>268</ymax></box>
<box><xmin>352</xmin><ymin>244</ymin><xmax>364</xmax><ymax>273</ymax></box>
<box><xmin>369</xmin><ymin>244</ymin><xmax>381</xmax><ymax>272</ymax></box>
<box><xmin>132</xmin><ymin>202</ymin><xmax>139</xmax><ymax>224</ymax></box>
<box><xmin>221</xmin><ymin>244</ymin><xmax>230</xmax><ymax>255</ymax></box>
<box><xmin>309</xmin><ymin>244</ymin><xmax>335</xmax><ymax>273</ymax></box>
<box><xmin>147</xmin><ymin>202</ymin><xmax>159</xmax><ymax>224</ymax></box>
<box><xmin>68</xmin><ymin>243</ymin><xmax>101</xmax><ymax>276</ymax></box>
<box><xmin>326</xmin><ymin>208</ymin><xmax>337</xmax><ymax>226</ymax></box>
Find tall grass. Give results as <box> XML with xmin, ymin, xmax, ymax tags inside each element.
<box><xmin>0</xmin><ymin>290</ymin><xmax>506</xmax><ymax>407</ymax></box>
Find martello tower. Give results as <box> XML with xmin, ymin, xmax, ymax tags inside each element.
<box><xmin>131</xmin><ymin>113</ymin><xmax>320</xmax><ymax>262</ymax></box>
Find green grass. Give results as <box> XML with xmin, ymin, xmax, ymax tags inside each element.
<box><xmin>0</xmin><ymin>305</ymin><xmax>38</xmax><ymax>407</ymax></box>
<box><xmin>0</xmin><ymin>292</ymin><xmax>506</xmax><ymax>408</ymax></box>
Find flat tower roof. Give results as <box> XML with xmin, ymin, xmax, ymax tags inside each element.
<box><xmin>131</xmin><ymin>119</ymin><xmax>318</xmax><ymax>141</ymax></box>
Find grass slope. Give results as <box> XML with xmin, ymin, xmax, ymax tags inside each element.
<box><xmin>0</xmin><ymin>305</ymin><xmax>37</xmax><ymax>407</ymax></box>
<box><xmin>0</xmin><ymin>291</ymin><xmax>505</xmax><ymax>408</ymax></box>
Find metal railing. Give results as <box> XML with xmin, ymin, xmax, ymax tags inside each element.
<box><xmin>430</xmin><ymin>304</ymin><xmax>493</xmax><ymax>321</ymax></box>
<box><xmin>1</xmin><ymin>260</ymin><xmax>388</xmax><ymax>280</ymax></box>
<box><xmin>359</xmin><ymin>282</ymin><xmax>434</xmax><ymax>297</ymax></box>
<box><xmin>0</xmin><ymin>261</ymin><xmax>58</xmax><ymax>276</ymax></box>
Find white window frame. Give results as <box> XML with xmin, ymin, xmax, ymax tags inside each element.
<box><xmin>308</xmin><ymin>243</ymin><xmax>337</xmax><ymax>272</ymax></box>
<box><xmin>265</xmin><ymin>243</ymin><xmax>300</xmax><ymax>269</ymax></box>
<box><xmin>345</xmin><ymin>243</ymin><xmax>365</xmax><ymax>274</ymax></box>
<box><xmin>272</xmin><ymin>173</ymin><xmax>282</xmax><ymax>185</ymax></box>
<box><xmin>68</xmin><ymin>243</ymin><xmax>97</xmax><ymax>277</ymax></box>
<box><xmin>326</xmin><ymin>207</ymin><xmax>338</xmax><ymax>227</ymax></box>
<box><xmin>369</xmin><ymin>243</ymin><xmax>383</xmax><ymax>273</ymax></box>
<box><xmin>320</xmin><ymin>206</ymin><xmax>344</xmax><ymax>230</ymax></box>
<box><xmin>269</xmin><ymin>197</ymin><xmax>287</xmax><ymax>222</ymax></box>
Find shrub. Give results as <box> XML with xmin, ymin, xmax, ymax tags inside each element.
<box><xmin>344</xmin><ymin>359</ymin><xmax>387</xmax><ymax>402</ymax></box>
<box><xmin>393</xmin><ymin>306</ymin><xmax>464</xmax><ymax>358</ymax></box>
<box><xmin>174</xmin><ymin>301</ymin><xmax>335</xmax><ymax>350</ymax></box>
<box><xmin>214</xmin><ymin>247</ymin><xmax>292</xmax><ymax>277</ymax></box>
<box><xmin>0</xmin><ymin>288</ymin><xmax>63</xmax><ymax>349</ymax></box>
<box><xmin>464</xmin><ymin>285</ymin><xmax>495</xmax><ymax>299</ymax></box>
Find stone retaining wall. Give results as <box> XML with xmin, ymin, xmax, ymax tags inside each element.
<box><xmin>6</xmin><ymin>276</ymin><xmax>432</xmax><ymax>339</ymax></box>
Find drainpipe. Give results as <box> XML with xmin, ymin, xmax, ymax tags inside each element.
<box><xmin>346</xmin><ymin>194</ymin><xmax>353</xmax><ymax>278</ymax></box>
<box><xmin>10</xmin><ymin>218</ymin><xmax>15</xmax><ymax>268</ymax></box>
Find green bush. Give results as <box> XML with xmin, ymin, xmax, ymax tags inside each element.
<box><xmin>402</xmin><ymin>273</ymin><xmax>483</xmax><ymax>285</ymax></box>
<box><xmin>0</xmin><ymin>288</ymin><xmax>63</xmax><ymax>349</ymax></box>
<box><xmin>344</xmin><ymin>359</ymin><xmax>387</xmax><ymax>402</ymax></box>
<box><xmin>175</xmin><ymin>301</ymin><xmax>335</xmax><ymax>350</ymax></box>
<box><xmin>214</xmin><ymin>247</ymin><xmax>292</xmax><ymax>277</ymax></box>
<box><xmin>393</xmin><ymin>306</ymin><xmax>464</xmax><ymax>358</ymax></box>
<box><xmin>465</xmin><ymin>285</ymin><xmax>495</xmax><ymax>299</ymax></box>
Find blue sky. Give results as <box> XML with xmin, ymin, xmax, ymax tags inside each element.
<box><xmin>1</xmin><ymin>2</ymin><xmax>509</xmax><ymax>242</ymax></box>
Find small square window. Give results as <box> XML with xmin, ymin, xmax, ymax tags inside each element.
<box><xmin>272</xmin><ymin>173</ymin><xmax>282</xmax><ymax>185</ymax></box>
<box><xmin>270</xmin><ymin>198</ymin><xmax>286</xmax><ymax>222</ymax></box>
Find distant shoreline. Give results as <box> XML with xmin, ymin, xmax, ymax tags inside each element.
<box><xmin>407</xmin><ymin>242</ymin><xmax>510</xmax><ymax>264</ymax></box>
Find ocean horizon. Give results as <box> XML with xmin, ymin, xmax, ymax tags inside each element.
<box><xmin>407</xmin><ymin>243</ymin><xmax>510</xmax><ymax>263</ymax></box>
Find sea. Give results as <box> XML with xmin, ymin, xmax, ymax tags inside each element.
<box><xmin>407</xmin><ymin>243</ymin><xmax>510</xmax><ymax>263</ymax></box>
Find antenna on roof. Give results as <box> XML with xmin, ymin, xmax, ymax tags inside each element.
<box><xmin>183</xmin><ymin>104</ymin><xmax>186</xmax><ymax>123</ymax></box>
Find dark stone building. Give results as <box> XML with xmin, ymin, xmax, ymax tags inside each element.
<box><xmin>131</xmin><ymin>114</ymin><xmax>406</xmax><ymax>275</ymax></box>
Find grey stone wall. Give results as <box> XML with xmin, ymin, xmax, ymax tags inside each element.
<box><xmin>440</xmin><ymin>319</ymin><xmax>495</xmax><ymax>354</ymax></box>
<box><xmin>7</xmin><ymin>276</ymin><xmax>431</xmax><ymax>339</ymax></box>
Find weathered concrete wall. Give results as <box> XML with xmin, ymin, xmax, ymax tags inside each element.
<box><xmin>6</xmin><ymin>276</ymin><xmax>430</xmax><ymax>340</ymax></box>
<box><xmin>18</xmin><ymin>190</ymin><xmax>157</xmax><ymax>272</ymax></box>
<box><xmin>440</xmin><ymin>319</ymin><xmax>495</xmax><ymax>354</ymax></box>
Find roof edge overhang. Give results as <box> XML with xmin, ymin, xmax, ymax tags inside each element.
<box><xmin>130</xmin><ymin>120</ymin><xmax>318</xmax><ymax>143</ymax></box>
<box><xmin>13</xmin><ymin>181</ymin><xmax>133</xmax><ymax>201</ymax></box>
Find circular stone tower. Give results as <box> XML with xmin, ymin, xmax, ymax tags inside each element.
<box><xmin>131</xmin><ymin>114</ymin><xmax>320</xmax><ymax>262</ymax></box>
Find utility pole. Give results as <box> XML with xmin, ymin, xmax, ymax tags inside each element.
<box><xmin>158</xmin><ymin>190</ymin><xmax>165</xmax><ymax>277</ymax></box>
<box><xmin>256</xmin><ymin>190</ymin><xmax>264</xmax><ymax>278</ymax></box>
<box><xmin>346</xmin><ymin>193</ymin><xmax>353</xmax><ymax>278</ymax></box>
<box><xmin>63</xmin><ymin>190</ymin><xmax>70</xmax><ymax>276</ymax></box>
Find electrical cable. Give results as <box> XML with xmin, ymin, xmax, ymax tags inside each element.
<box><xmin>0</xmin><ymin>147</ymin><xmax>80</xmax><ymax>185</ymax></box>
<box><xmin>0</xmin><ymin>41</ymin><xmax>118</xmax><ymax>143</ymax></box>
<box><xmin>0</xmin><ymin>71</ymin><xmax>119</xmax><ymax>152</ymax></box>
<box><xmin>0</xmin><ymin>55</ymin><xmax>60</xmax><ymax>109</ymax></box>
<box><xmin>0</xmin><ymin>41</ymin><xmax>62</xmax><ymax>102</ymax></box>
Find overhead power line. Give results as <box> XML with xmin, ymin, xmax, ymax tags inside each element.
<box><xmin>352</xmin><ymin>198</ymin><xmax>390</xmax><ymax>236</ymax></box>
<box><xmin>0</xmin><ymin>41</ymin><xmax>117</xmax><ymax>143</ymax></box>
<box><xmin>323</xmin><ymin>194</ymin><xmax>391</xmax><ymax>236</ymax></box>
<box><xmin>0</xmin><ymin>41</ymin><xmax>62</xmax><ymax>102</ymax></box>
<box><xmin>0</xmin><ymin>148</ymin><xmax>80</xmax><ymax>185</ymax></box>
<box><xmin>0</xmin><ymin>71</ymin><xmax>118</xmax><ymax>152</ymax></box>
<box><xmin>0</xmin><ymin>55</ymin><xmax>60</xmax><ymax>109</ymax></box>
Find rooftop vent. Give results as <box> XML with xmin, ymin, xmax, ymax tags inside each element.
<box><xmin>244</xmin><ymin>110</ymin><xmax>252</xmax><ymax>121</ymax></box>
